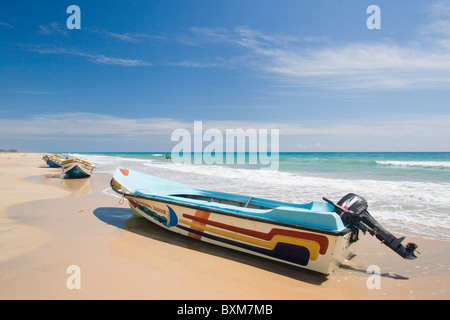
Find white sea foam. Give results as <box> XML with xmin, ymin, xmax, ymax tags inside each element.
<box><xmin>377</xmin><ymin>160</ymin><xmax>450</xmax><ymax>168</ymax></box>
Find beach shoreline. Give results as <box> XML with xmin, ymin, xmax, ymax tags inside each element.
<box><xmin>0</xmin><ymin>152</ymin><xmax>449</xmax><ymax>300</ymax></box>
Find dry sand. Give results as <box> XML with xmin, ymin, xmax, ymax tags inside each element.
<box><xmin>0</xmin><ymin>153</ymin><xmax>449</xmax><ymax>300</ymax></box>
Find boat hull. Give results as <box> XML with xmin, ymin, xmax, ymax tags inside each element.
<box><xmin>62</xmin><ymin>160</ymin><xmax>95</xmax><ymax>178</ymax></box>
<box><xmin>43</xmin><ymin>154</ymin><xmax>62</xmax><ymax>167</ymax></box>
<box><xmin>47</xmin><ymin>159</ymin><xmax>62</xmax><ymax>168</ymax></box>
<box><xmin>122</xmin><ymin>194</ymin><xmax>355</xmax><ymax>274</ymax></box>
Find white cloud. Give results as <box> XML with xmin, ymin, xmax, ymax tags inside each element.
<box><xmin>420</xmin><ymin>0</ymin><xmax>450</xmax><ymax>48</ymax></box>
<box><xmin>87</xmin><ymin>55</ymin><xmax>150</xmax><ymax>67</ymax></box>
<box><xmin>428</xmin><ymin>0</ymin><xmax>450</xmax><ymax>17</ymax></box>
<box><xmin>38</xmin><ymin>22</ymin><xmax>67</xmax><ymax>36</ymax></box>
<box><xmin>9</xmin><ymin>113</ymin><xmax>183</xmax><ymax>137</ymax></box>
<box><xmin>96</xmin><ymin>30</ymin><xmax>142</xmax><ymax>43</ymax></box>
<box><xmin>25</xmin><ymin>2</ymin><xmax>450</xmax><ymax>88</ymax></box>
<box><xmin>1</xmin><ymin>112</ymin><xmax>449</xmax><ymax>151</ymax></box>
<box><xmin>89</xmin><ymin>28</ymin><xmax>167</xmax><ymax>43</ymax></box>
<box><xmin>26</xmin><ymin>45</ymin><xmax>151</xmax><ymax>67</ymax></box>
<box><xmin>0</xmin><ymin>21</ymin><xmax>13</xmax><ymax>29</ymax></box>
<box><xmin>177</xmin><ymin>3</ymin><xmax>450</xmax><ymax>91</ymax></box>
<box><xmin>261</xmin><ymin>42</ymin><xmax>450</xmax><ymax>90</ymax></box>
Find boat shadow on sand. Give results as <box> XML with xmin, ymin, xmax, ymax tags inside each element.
<box><xmin>94</xmin><ymin>206</ymin><xmax>331</xmax><ymax>285</ymax></box>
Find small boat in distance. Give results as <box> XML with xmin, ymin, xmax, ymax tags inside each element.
<box><xmin>42</xmin><ymin>154</ymin><xmax>63</xmax><ymax>167</ymax></box>
<box><xmin>110</xmin><ymin>168</ymin><xmax>417</xmax><ymax>274</ymax></box>
<box><xmin>61</xmin><ymin>158</ymin><xmax>95</xmax><ymax>178</ymax></box>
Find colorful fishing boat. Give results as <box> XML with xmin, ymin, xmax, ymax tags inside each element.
<box><xmin>42</xmin><ymin>154</ymin><xmax>63</xmax><ymax>168</ymax></box>
<box><xmin>61</xmin><ymin>158</ymin><xmax>95</xmax><ymax>178</ymax></box>
<box><xmin>42</xmin><ymin>154</ymin><xmax>49</xmax><ymax>164</ymax></box>
<box><xmin>110</xmin><ymin>168</ymin><xmax>418</xmax><ymax>274</ymax></box>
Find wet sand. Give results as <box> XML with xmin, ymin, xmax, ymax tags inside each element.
<box><xmin>1</xmin><ymin>153</ymin><xmax>449</xmax><ymax>300</ymax></box>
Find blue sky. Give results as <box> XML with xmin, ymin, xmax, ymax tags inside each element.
<box><xmin>1</xmin><ymin>0</ymin><xmax>450</xmax><ymax>152</ymax></box>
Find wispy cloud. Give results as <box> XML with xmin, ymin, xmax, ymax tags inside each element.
<box><xmin>428</xmin><ymin>0</ymin><xmax>450</xmax><ymax>18</ymax></box>
<box><xmin>87</xmin><ymin>54</ymin><xmax>150</xmax><ymax>67</ymax></box>
<box><xmin>170</xmin><ymin>57</ymin><xmax>240</xmax><ymax>68</ymax></box>
<box><xmin>186</xmin><ymin>26</ymin><xmax>306</xmax><ymax>47</ymax></box>
<box><xmin>26</xmin><ymin>45</ymin><xmax>151</xmax><ymax>67</ymax></box>
<box><xmin>37</xmin><ymin>23</ymin><xmax>163</xmax><ymax>44</ymax></box>
<box><xmin>38</xmin><ymin>22</ymin><xmax>67</xmax><ymax>36</ymax></box>
<box><xmin>420</xmin><ymin>0</ymin><xmax>450</xmax><ymax>49</ymax></box>
<box><xmin>89</xmin><ymin>28</ymin><xmax>167</xmax><ymax>43</ymax></box>
<box><xmin>95</xmin><ymin>30</ymin><xmax>141</xmax><ymax>43</ymax></box>
<box><xmin>0</xmin><ymin>21</ymin><xmax>13</xmax><ymax>29</ymax></box>
<box><xmin>256</xmin><ymin>42</ymin><xmax>450</xmax><ymax>90</ymax></box>
<box><xmin>2</xmin><ymin>89</ymin><xmax>63</xmax><ymax>95</ymax></box>
<box><xmin>22</xmin><ymin>1</ymin><xmax>450</xmax><ymax>89</ymax></box>
<box><xmin>1</xmin><ymin>112</ymin><xmax>449</xmax><ymax>151</ymax></box>
<box><xmin>173</xmin><ymin>3</ymin><xmax>450</xmax><ymax>91</ymax></box>
<box><xmin>0</xmin><ymin>113</ymin><xmax>185</xmax><ymax>138</ymax></box>
<box><xmin>27</xmin><ymin>25</ymin><xmax>159</xmax><ymax>67</ymax></box>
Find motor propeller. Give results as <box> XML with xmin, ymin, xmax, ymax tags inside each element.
<box><xmin>323</xmin><ymin>193</ymin><xmax>418</xmax><ymax>260</ymax></box>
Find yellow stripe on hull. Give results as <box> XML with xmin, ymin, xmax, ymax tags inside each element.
<box><xmin>180</xmin><ymin>219</ymin><xmax>321</xmax><ymax>260</ymax></box>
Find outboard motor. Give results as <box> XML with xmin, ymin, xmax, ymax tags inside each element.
<box><xmin>323</xmin><ymin>193</ymin><xmax>418</xmax><ymax>260</ymax></box>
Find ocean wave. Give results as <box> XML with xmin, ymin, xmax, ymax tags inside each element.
<box><xmin>377</xmin><ymin>160</ymin><xmax>450</xmax><ymax>168</ymax></box>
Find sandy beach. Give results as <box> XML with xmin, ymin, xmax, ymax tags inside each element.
<box><xmin>0</xmin><ymin>152</ymin><xmax>449</xmax><ymax>300</ymax></box>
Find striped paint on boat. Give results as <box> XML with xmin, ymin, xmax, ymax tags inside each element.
<box><xmin>187</xmin><ymin>210</ymin><xmax>211</xmax><ymax>240</ymax></box>
<box><xmin>125</xmin><ymin>197</ymin><xmax>338</xmax><ymax>270</ymax></box>
<box><xmin>177</xmin><ymin>224</ymin><xmax>312</xmax><ymax>266</ymax></box>
<box><xmin>182</xmin><ymin>213</ymin><xmax>329</xmax><ymax>255</ymax></box>
<box><xmin>178</xmin><ymin>213</ymin><xmax>329</xmax><ymax>263</ymax></box>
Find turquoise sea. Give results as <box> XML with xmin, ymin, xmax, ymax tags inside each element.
<box><xmin>66</xmin><ymin>152</ymin><xmax>450</xmax><ymax>241</ymax></box>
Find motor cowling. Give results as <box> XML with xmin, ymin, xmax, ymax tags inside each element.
<box><xmin>337</xmin><ymin>193</ymin><xmax>368</xmax><ymax>226</ymax></box>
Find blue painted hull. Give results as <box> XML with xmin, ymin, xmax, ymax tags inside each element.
<box><xmin>47</xmin><ymin>160</ymin><xmax>61</xmax><ymax>168</ymax></box>
<box><xmin>64</xmin><ymin>165</ymin><xmax>90</xmax><ymax>178</ymax></box>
